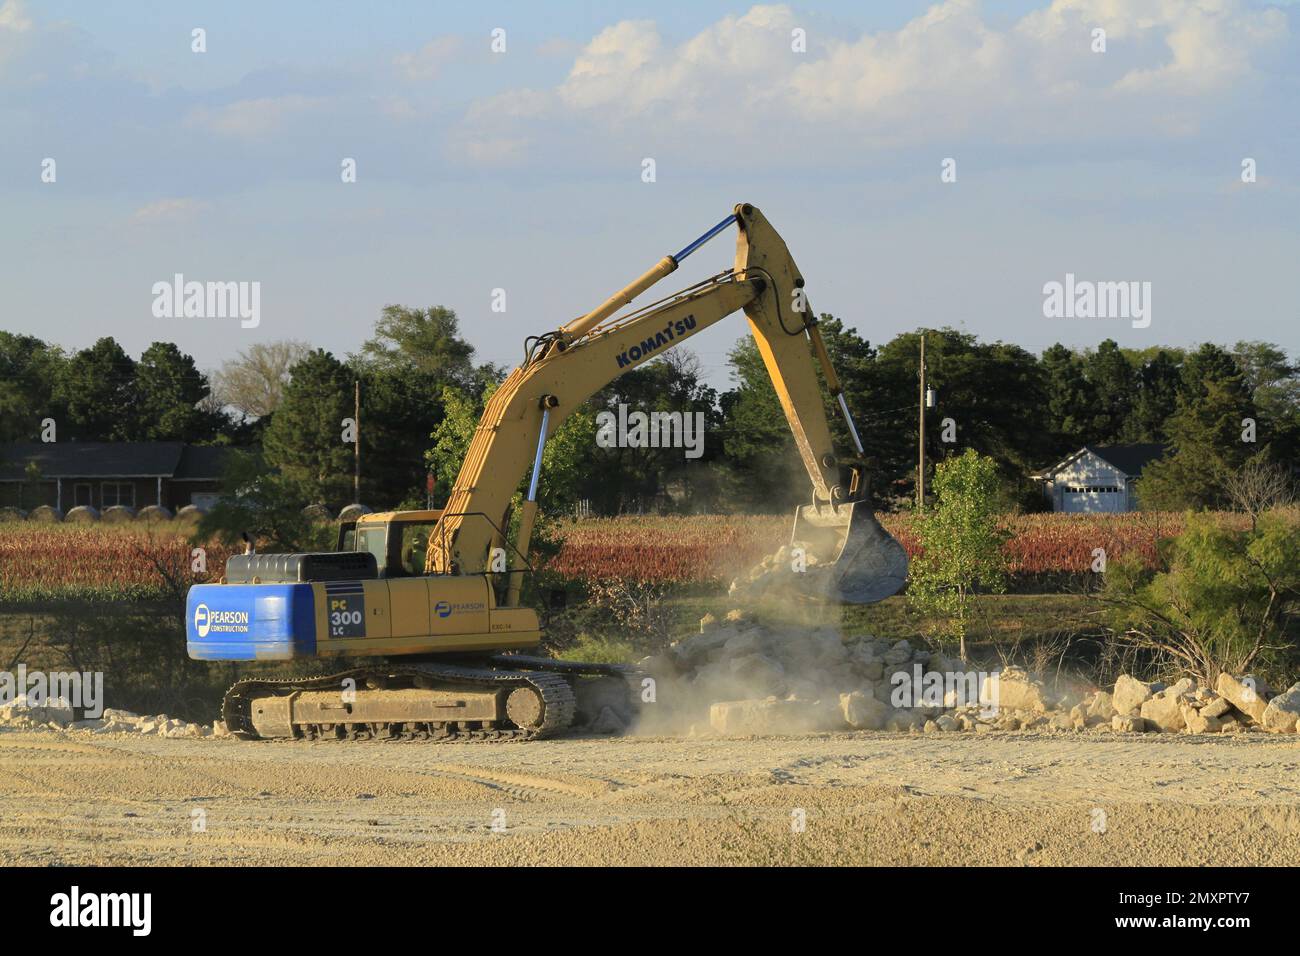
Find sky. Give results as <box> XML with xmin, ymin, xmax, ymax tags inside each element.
<box><xmin>3</xmin><ymin>0</ymin><xmax>1298</xmax><ymax>389</ymax></box>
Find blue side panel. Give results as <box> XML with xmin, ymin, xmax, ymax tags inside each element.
<box><xmin>186</xmin><ymin>583</ymin><xmax>317</xmax><ymax>661</ymax></box>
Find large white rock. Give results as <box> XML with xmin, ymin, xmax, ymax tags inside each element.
<box><xmin>674</xmin><ymin>626</ymin><xmax>738</xmax><ymax>665</ymax></box>
<box><xmin>1086</xmin><ymin>690</ymin><xmax>1116</xmax><ymax>721</ymax></box>
<box><xmin>1216</xmin><ymin>673</ymin><xmax>1269</xmax><ymax>725</ymax></box>
<box><xmin>0</xmin><ymin>693</ymin><xmax>75</xmax><ymax>726</ymax></box>
<box><xmin>1140</xmin><ymin>688</ymin><xmax>1187</xmax><ymax>732</ymax></box>
<box><xmin>987</xmin><ymin>667</ymin><xmax>1049</xmax><ymax>714</ymax></box>
<box><xmin>1184</xmin><ymin>708</ymin><xmax>1223</xmax><ymax>734</ymax></box>
<box><xmin>1261</xmin><ymin>682</ymin><xmax>1300</xmax><ymax>734</ymax></box>
<box><xmin>1111</xmin><ymin>714</ymin><xmax>1145</xmax><ymax>733</ymax></box>
<box><xmin>885</xmin><ymin>709</ymin><xmax>925</xmax><ymax>733</ymax></box>
<box><xmin>1200</xmin><ymin>696</ymin><xmax>1232</xmax><ymax>719</ymax></box>
<box><xmin>708</xmin><ymin>697</ymin><xmax>839</xmax><ymax>736</ymax></box>
<box><xmin>839</xmin><ymin>691</ymin><xmax>888</xmax><ymax>730</ymax></box>
<box><xmin>1113</xmin><ymin>675</ymin><xmax>1162</xmax><ymax>715</ymax></box>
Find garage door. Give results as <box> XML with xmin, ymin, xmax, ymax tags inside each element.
<box><xmin>1062</xmin><ymin>486</ymin><xmax>1125</xmax><ymax>513</ymax></box>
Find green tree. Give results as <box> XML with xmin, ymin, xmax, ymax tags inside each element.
<box><xmin>1040</xmin><ymin>343</ymin><xmax>1094</xmax><ymax>451</ymax></box>
<box><xmin>427</xmin><ymin>383</ymin><xmax>595</xmax><ymax>518</ymax></box>
<box><xmin>355</xmin><ymin>366</ymin><xmax>447</xmax><ymax>508</ymax></box>
<box><xmin>874</xmin><ymin>329</ymin><xmax>1050</xmax><ymax>510</ymax></box>
<box><xmin>0</xmin><ymin>332</ymin><xmax>65</xmax><ymax>442</ymax></box>
<box><xmin>1080</xmin><ymin>339</ymin><xmax>1135</xmax><ymax>445</ymax></box>
<box><xmin>1124</xmin><ymin>349</ymin><xmax>1183</xmax><ymax>442</ymax></box>
<box><xmin>1233</xmin><ymin>340</ymin><xmax>1300</xmax><ymax>467</ymax></box>
<box><xmin>906</xmin><ymin>449</ymin><xmax>1009</xmax><ymax>661</ymax></box>
<box><xmin>134</xmin><ymin>342</ymin><xmax>221</xmax><ymax>441</ymax></box>
<box><xmin>1139</xmin><ymin>344</ymin><xmax>1256</xmax><ymax>509</ymax></box>
<box><xmin>357</xmin><ymin>306</ymin><xmax>494</xmax><ymax>390</ymax></box>
<box><xmin>584</xmin><ymin>349</ymin><xmax>723</xmax><ymax>514</ymax></box>
<box><xmin>1102</xmin><ymin>510</ymin><xmax>1300</xmax><ymax>686</ymax></box>
<box><xmin>718</xmin><ymin>336</ymin><xmax>806</xmax><ymax>512</ymax></box>
<box><xmin>56</xmin><ymin>337</ymin><xmax>137</xmax><ymax>440</ymax></box>
<box><xmin>262</xmin><ymin>350</ymin><xmax>356</xmax><ymax>507</ymax></box>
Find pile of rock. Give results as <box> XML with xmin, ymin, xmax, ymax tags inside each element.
<box><xmin>1106</xmin><ymin>672</ymin><xmax>1300</xmax><ymax>735</ymax></box>
<box><xmin>639</xmin><ymin>610</ymin><xmax>1300</xmax><ymax>738</ymax></box>
<box><xmin>0</xmin><ymin>694</ymin><xmax>227</xmax><ymax>738</ymax></box>
<box><xmin>727</xmin><ymin>543</ymin><xmax>825</xmax><ymax>600</ymax></box>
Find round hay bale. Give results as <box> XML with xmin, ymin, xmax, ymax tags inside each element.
<box><xmin>137</xmin><ymin>504</ymin><xmax>174</xmax><ymax>522</ymax></box>
<box><xmin>29</xmin><ymin>505</ymin><xmax>63</xmax><ymax>522</ymax></box>
<box><xmin>301</xmin><ymin>503</ymin><xmax>331</xmax><ymax>522</ymax></box>
<box><xmin>0</xmin><ymin>507</ymin><xmax>27</xmax><ymax>522</ymax></box>
<box><xmin>175</xmin><ymin>505</ymin><xmax>204</xmax><ymax>524</ymax></box>
<box><xmin>338</xmin><ymin>503</ymin><xmax>372</xmax><ymax>522</ymax></box>
<box><xmin>66</xmin><ymin>505</ymin><xmax>100</xmax><ymax>523</ymax></box>
<box><xmin>101</xmin><ymin>505</ymin><xmax>137</xmax><ymax>523</ymax></box>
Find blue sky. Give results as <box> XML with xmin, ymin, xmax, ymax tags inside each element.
<box><xmin>4</xmin><ymin>0</ymin><xmax>1298</xmax><ymax>387</ymax></box>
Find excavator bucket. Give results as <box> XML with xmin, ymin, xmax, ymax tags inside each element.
<box><xmin>791</xmin><ymin>501</ymin><xmax>909</xmax><ymax>604</ymax></box>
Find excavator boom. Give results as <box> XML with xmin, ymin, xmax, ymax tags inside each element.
<box><xmin>428</xmin><ymin>203</ymin><xmax>908</xmax><ymax>604</ymax></box>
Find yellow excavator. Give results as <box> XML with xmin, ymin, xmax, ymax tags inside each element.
<box><xmin>186</xmin><ymin>203</ymin><xmax>908</xmax><ymax>740</ymax></box>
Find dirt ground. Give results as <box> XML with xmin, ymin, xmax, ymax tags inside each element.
<box><xmin>3</xmin><ymin>727</ymin><xmax>1299</xmax><ymax>866</ymax></box>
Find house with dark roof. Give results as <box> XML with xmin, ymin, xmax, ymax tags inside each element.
<box><xmin>0</xmin><ymin>442</ymin><xmax>230</xmax><ymax>513</ymax></box>
<box><xmin>1031</xmin><ymin>443</ymin><xmax>1167</xmax><ymax>513</ymax></box>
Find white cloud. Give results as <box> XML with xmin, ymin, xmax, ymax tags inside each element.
<box><xmin>394</xmin><ymin>35</ymin><xmax>463</xmax><ymax>81</ymax></box>
<box><xmin>0</xmin><ymin>0</ymin><xmax>32</xmax><ymax>33</ymax></box>
<box><xmin>130</xmin><ymin>198</ymin><xmax>208</xmax><ymax>225</ymax></box>
<box><xmin>452</xmin><ymin>0</ymin><xmax>1289</xmax><ymax>165</ymax></box>
<box><xmin>185</xmin><ymin>94</ymin><xmax>327</xmax><ymax>138</ymax></box>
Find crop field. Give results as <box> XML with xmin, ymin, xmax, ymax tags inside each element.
<box><xmin>0</xmin><ymin>524</ymin><xmax>234</xmax><ymax>603</ymax></box>
<box><xmin>0</xmin><ymin>511</ymin><xmax>1235</xmax><ymax>599</ymax></box>
<box><xmin>545</xmin><ymin>511</ymin><xmax>1218</xmax><ymax>585</ymax></box>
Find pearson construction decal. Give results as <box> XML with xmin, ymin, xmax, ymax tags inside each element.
<box><xmin>193</xmin><ymin>603</ymin><xmax>250</xmax><ymax>638</ymax></box>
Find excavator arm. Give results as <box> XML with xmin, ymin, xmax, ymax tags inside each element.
<box><xmin>427</xmin><ymin>203</ymin><xmax>908</xmax><ymax>604</ymax></box>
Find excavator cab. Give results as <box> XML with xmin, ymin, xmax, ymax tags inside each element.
<box><xmin>336</xmin><ymin>511</ymin><xmax>443</xmax><ymax>579</ymax></box>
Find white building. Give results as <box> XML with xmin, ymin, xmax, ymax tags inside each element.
<box><xmin>1032</xmin><ymin>444</ymin><xmax>1167</xmax><ymax>513</ymax></box>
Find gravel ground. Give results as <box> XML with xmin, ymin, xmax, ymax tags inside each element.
<box><xmin>3</xmin><ymin>726</ymin><xmax>1299</xmax><ymax>866</ymax></box>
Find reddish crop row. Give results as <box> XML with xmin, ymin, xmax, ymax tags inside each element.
<box><xmin>0</xmin><ymin>525</ymin><xmax>234</xmax><ymax>602</ymax></box>
<box><xmin>0</xmin><ymin>513</ymin><xmax>1243</xmax><ymax>599</ymax></box>
<box><xmin>547</xmin><ymin>512</ymin><xmax>1230</xmax><ymax>585</ymax></box>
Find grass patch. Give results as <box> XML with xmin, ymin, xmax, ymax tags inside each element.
<box><xmin>554</xmin><ymin>632</ymin><xmax>640</xmax><ymax>664</ymax></box>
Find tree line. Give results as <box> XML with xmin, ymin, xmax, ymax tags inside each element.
<box><xmin>2</xmin><ymin>308</ymin><xmax>1296</xmax><ymax>516</ymax></box>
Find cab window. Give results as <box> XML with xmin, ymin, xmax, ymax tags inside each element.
<box><xmin>388</xmin><ymin>521</ymin><xmax>436</xmax><ymax>577</ymax></box>
<box><xmin>355</xmin><ymin>526</ymin><xmax>388</xmax><ymax>573</ymax></box>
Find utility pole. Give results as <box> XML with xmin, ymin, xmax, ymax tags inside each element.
<box><xmin>354</xmin><ymin>380</ymin><xmax>361</xmax><ymax>504</ymax></box>
<box><xmin>917</xmin><ymin>331</ymin><xmax>927</xmax><ymax>512</ymax></box>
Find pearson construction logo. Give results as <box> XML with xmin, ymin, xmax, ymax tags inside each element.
<box><xmin>49</xmin><ymin>886</ymin><xmax>151</xmax><ymax>936</ymax></box>
<box><xmin>193</xmin><ymin>604</ymin><xmax>250</xmax><ymax>637</ymax></box>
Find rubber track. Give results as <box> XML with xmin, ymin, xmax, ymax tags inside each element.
<box><xmin>222</xmin><ymin>661</ymin><xmax>576</xmax><ymax>743</ymax></box>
